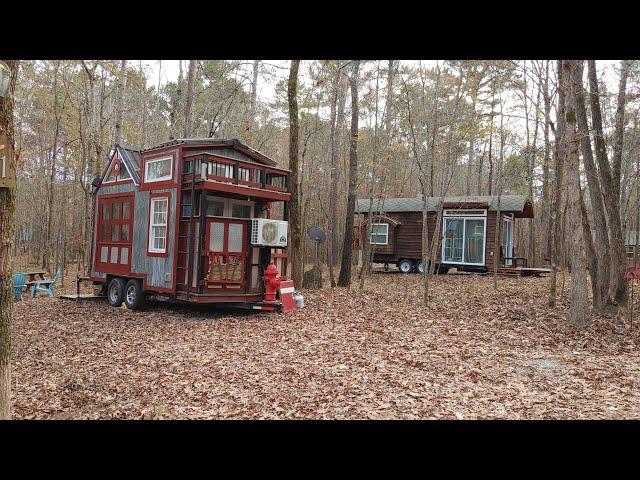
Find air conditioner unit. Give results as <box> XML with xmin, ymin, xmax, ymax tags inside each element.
<box><xmin>251</xmin><ymin>218</ymin><xmax>288</xmax><ymax>247</ymax></box>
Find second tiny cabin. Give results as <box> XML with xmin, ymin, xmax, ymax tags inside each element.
<box><xmin>355</xmin><ymin>195</ymin><xmax>534</xmax><ymax>274</ymax></box>
<box><xmin>89</xmin><ymin>138</ymin><xmax>293</xmax><ymax>311</ymax></box>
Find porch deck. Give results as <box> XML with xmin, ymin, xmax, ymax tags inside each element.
<box><xmin>489</xmin><ymin>266</ymin><xmax>551</xmax><ymax>277</ymax></box>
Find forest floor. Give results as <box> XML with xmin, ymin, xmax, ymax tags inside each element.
<box><xmin>10</xmin><ymin>269</ymin><xmax>640</xmax><ymax>419</ymax></box>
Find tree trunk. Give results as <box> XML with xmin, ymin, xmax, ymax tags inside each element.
<box><xmin>549</xmin><ymin>60</ymin><xmax>566</xmax><ymax>308</ymax></box>
<box><xmin>183</xmin><ymin>60</ymin><xmax>197</xmax><ymax>138</ymax></box>
<box><xmin>0</xmin><ymin>59</ymin><xmax>19</xmax><ymax>420</ymax></box>
<box><xmin>563</xmin><ymin>60</ymin><xmax>590</xmax><ymax>328</ymax></box>
<box><xmin>587</xmin><ymin>60</ymin><xmax>630</xmax><ymax>306</ymax></box>
<box><xmin>338</xmin><ymin>60</ymin><xmax>360</xmax><ymax>288</ymax></box>
<box><xmin>328</xmin><ymin>64</ymin><xmax>347</xmax><ymax>288</ymax></box>
<box><xmin>287</xmin><ymin>60</ymin><xmax>303</xmax><ymax>288</ymax></box>
<box><xmin>570</xmin><ymin>59</ymin><xmax>610</xmax><ymax>311</ymax></box>
<box><xmin>114</xmin><ymin>60</ymin><xmax>127</xmax><ymax>145</ymax></box>
<box><xmin>541</xmin><ymin>60</ymin><xmax>552</xmax><ymax>261</ymax></box>
<box><xmin>170</xmin><ymin>60</ymin><xmax>183</xmax><ymax>140</ymax></box>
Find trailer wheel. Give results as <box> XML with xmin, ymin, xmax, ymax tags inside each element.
<box><xmin>416</xmin><ymin>261</ymin><xmax>425</xmax><ymax>274</ymax></box>
<box><xmin>124</xmin><ymin>279</ymin><xmax>145</xmax><ymax>310</ymax></box>
<box><xmin>107</xmin><ymin>277</ymin><xmax>126</xmax><ymax>307</ymax></box>
<box><xmin>398</xmin><ymin>259</ymin><xmax>413</xmax><ymax>274</ymax></box>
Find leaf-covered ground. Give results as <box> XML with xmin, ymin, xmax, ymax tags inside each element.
<box><xmin>10</xmin><ymin>272</ymin><xmax>640</xmax><ymax>419</ymax></box>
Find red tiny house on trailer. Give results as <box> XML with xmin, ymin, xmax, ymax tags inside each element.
<box><xmin>90</xmin><ymin>139</ymin><xmax>294</xmax><ymax>311</ymax></box>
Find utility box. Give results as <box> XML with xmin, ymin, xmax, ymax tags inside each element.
<box><xmin>0</xmin><ymin>131</ymin><xmax>14</xmax><ymax>190</ymax></box>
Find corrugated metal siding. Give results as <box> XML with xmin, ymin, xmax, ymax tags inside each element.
<box><xmin>131</xmin><ymin>188</ymin><xmax>176</xmax><ymax>289</ymax></box>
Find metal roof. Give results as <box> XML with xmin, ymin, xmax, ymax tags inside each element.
<box><xmin>141</xmin><ymin>138</ymin><xmax>277</xmax><ymax>166</ymax></box>
<box><xmin>356</xmin><ymin>195</ymin><xmax>533</xmax><ymax>217</ymax></box>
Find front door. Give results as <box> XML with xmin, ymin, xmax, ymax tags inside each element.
<box><xmin>95</xmin><ymin>194</ymin><xmax>134</xmax><ymax>275</ymax></box>
<box><xmin>205</xmin><ymin>219</ymin><xmax>248</xmax><ymax>291</ymax></box>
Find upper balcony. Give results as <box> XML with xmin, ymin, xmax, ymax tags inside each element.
<box><xmin>182</xmin><ymin>152</ymin><xmax>291</xmax><ymax>202</ymax></box>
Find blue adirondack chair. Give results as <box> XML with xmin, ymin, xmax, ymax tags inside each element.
<box><xmin>30</xmin><ymin>267</ymin><xmax>62</xmax><ymax>298</ymax></box>
<box><xmin>12</xmin><ymin>272</ymin><xmax>27</xmax><ymax>301</ymax></box>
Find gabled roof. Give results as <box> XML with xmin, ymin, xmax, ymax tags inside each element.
<box><xmin>141</xmin><ymin>138</ymin><xmax>277</xmax><ymax>167</ymax></box>
<box><xmin>99</xmin><ymin>144</ymin><xmax>141</xmax><ymax>186</ymax></box>
<box><xmin>356</xmin><ymin>195</ymin><xmax>534</xmax><ymax>218</ymax></box>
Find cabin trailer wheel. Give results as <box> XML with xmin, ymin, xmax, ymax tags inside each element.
<box><xmin>416</xmin><ymin>261</ymin><xmax>425</xmax><ymax>274</ymax></box>
<box><xmin>398</xmin><ymin>259</ymin><xmax>413</xmax><ymax>274</ymax></box>
<box><xmin>107</xmin><ymin>277</ymin><xmax>126</xmax><ymax>307</ymax></box>
<box><xmin>124</xmin><ymin>279</ymin><xmax>145</xmax><ymax>310</ymax></box>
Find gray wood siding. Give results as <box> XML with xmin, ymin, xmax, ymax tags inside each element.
<box><xmin>92</xmin><ymin>182</ymin><xmax>177</xmax><ymax>290</ymax></box>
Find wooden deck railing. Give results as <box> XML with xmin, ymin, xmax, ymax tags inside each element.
<box><xmin>183</xmin><ymin>153</ymin><xmax>289</xmax><ymax>193</ymax></box>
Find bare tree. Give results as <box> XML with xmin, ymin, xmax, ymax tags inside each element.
<box><xmin>338</xmin><ymin>60</ymin><xmax>360</xmax><ymax>288</ymax></box>
<box><xmin>570</xmin><ymin>60</ymin><xmax>609</xmax><ymax>311</ymax></box>
<box><xmin>114</xmin><ymin>60</ymin><xmax>127</xmax><ymax>145</ymax></box>
<box><xmin>587</xmin><ymin>60</ymin><xmax>631</xmax><ymax>306</ymax></box>
<box><xmin>328</xmin><ymin>63</ymin><xmax>348</xmax><ymax>287</ymax></box>
<box><xmin>563</xmin><ymin>60</ymin><xmax>590</xmax><ymax>327</ymax></box>
<box><xmin>548</xmin><ymin>60</ymin><xmax>566</xmax><ymax>308</ymax></box>
<box><xmin>183</xmin><ymin>60</ymin><xmax>198</xmax><ymax>138</ymax></box>
<box><xmin>0</xmin><ymin>59</ymin><xmax>19</xmax><ymax>420</ymax></box>
<box><xmin>287</xmin><ymin>60</ymin><xmax>303</xmax><ymax>288</ymax></box>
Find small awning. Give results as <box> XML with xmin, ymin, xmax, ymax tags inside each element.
<box><xmin>371</xmin><ymin>214</ymin><xmax>401</xmax><ymax>227</ymax></box>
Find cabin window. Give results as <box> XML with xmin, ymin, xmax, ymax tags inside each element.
<box><xmin>118</xmin><ymin>166</ymin><xmax>131</xmax><ymax>180</ymax></box>
<box><xmin>206</xmin><ymin>198</ymin><xmax>225</xmax><ymax>217</ymax></box>
<box><xmin>442</xmin><ymin>215</ymin><xmax>486</xmax><ymax>265</ymax></box>
<box><xmin>208</xmin><ymin>161</ymin><xmax>234</xmax><ymax>179</ymax></box>
<box><xmin>231</xmin><ymin>203</ymin><xmax>252</xmax><ymax>219</ymax></box>
<box><xmin>205</xmin><ymin>195</ymin><xmax>254</xmax><ymax>219</ymax></box>
<box><xmin>183</xmin><ymin>158</ymin><xmax>203</xmax><ymax>175</ymax></box>
<box><xmin>145</xmin><ymin>156</ymin><xmax>172</xmax><ymax>183</ymax></box>
<box><xmin>370</xmin><ymin>223</ymin><xmax>389</xmax><ymax>245</ymax></box>
<box><xmin>238</xmin><ymin>166</ymin><xmax>250</xmax><ymax>182</ymax></box>
<box><xmin>267</xmin><ymin>173</ymin><xmax>286</xmax><ymax>188</ymax></box>
<box><xmin>149</xmin><ymin>197</ymin><xmax>169</xmax><ymax>253</ymax></box>
<box><xmin>502</xmin><ymin>216</ymin><xmax>514</xmax><ymax>266</ymax></box>
<box><xmin>628</xmin><ymin>246</ymin><xmax>637</xmax><ymax>259</ymax></box>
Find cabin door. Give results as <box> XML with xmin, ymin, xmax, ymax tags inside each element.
<box><xmin>95</xmin><ymin>193</ymin><xmax>134</xmax><ymax>275</ymax></box>
<box><xmin>205</xmin><ymin>219</ymin><xmax>248</xmax><ymax>291</ymax></box>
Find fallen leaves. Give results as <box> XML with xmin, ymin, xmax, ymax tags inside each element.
<box><xmin>9</xmin><ymin>272</ymin><xmax>640</xmax><ymax>419</ymax></box>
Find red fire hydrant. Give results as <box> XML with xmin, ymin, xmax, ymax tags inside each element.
<box><xmin>263</xmin><ymin>263</ymin><xmax>281</xmax><ymax>302</ymax></box>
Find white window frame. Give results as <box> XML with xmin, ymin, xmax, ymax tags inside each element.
<box><xmin>441</xmin><ymin>210</ymin><xmax>487</xmax><ymax>266</ymax></box>
<box><xmin>148</xmin><ymin>197</ymin><xmax>169</xmax><ymax>253</ymax></box>
<box><xmin>370</xmin><ymin>223</ymin><xmax>389</xmax><ymax>245</ymax></box>
<box><xmin>145</xmin><ymin>156</ymin><xmax>173</xmax><ymax>183</ymax></box>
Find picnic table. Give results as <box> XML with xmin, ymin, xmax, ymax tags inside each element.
<box><xmin>24</xmin><ymin>271</ymin><xmax>47</xmax><ymax>286</ymax></box>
